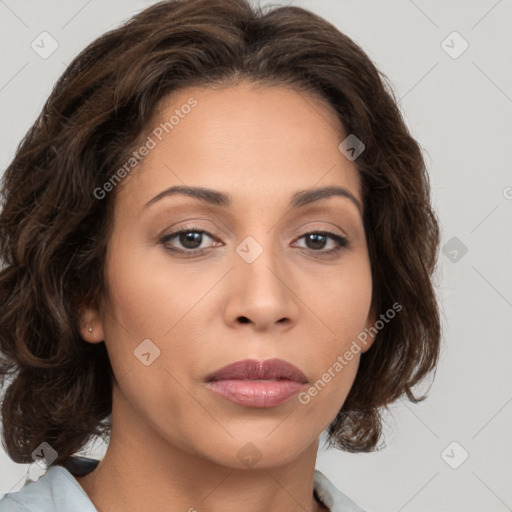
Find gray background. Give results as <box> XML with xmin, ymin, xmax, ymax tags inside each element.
<box><xmin>1</xmin><ymin>1</ymin><xmax>511</xmax><ymax>511</ymax></box>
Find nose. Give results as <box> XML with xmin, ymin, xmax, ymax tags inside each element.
<box><xmin>223</xmin><ymin>239</ymin><xmax>300</xmax><ymax>332</ymax></box>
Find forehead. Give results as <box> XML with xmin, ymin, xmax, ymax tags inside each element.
<box><xmin>114</xmin><ymin>81</ymin><xmax>362</xmax><ymax>212</ymax></box>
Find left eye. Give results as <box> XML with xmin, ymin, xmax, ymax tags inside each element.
<box><xmin>294</xmin><ymin>231</ymin><xmax>349</xmax><ymax>252</ymax></box>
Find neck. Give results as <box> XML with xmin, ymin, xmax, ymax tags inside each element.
<box><xmin>75</xmin><ymin>388</ymin><xmax>326</xmax><ymax>512</ymax></box>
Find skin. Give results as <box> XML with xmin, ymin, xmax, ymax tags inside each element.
<box><xmin>77</xmin><ymin>81</ymin><xmax>376</xmax><ymax>512</ymax></box>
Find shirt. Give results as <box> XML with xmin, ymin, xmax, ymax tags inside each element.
<box><xmin>0</xmin><ymin>457</ymin><xmax>367</xmax><ymax>512</ymax></box>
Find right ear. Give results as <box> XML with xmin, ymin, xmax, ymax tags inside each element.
<box><xmin>78</xmin><ymin>305</ymin><xmax>105</xmax><ymax>344</ymax></box>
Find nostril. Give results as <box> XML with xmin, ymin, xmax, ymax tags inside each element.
<box><xmin>238</xmin><ymin>316</ymin><xmax>250</xmax><ymax>323</ymax></box>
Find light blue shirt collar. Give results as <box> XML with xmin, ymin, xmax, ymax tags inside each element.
<box><xmin>1</xmin><ymin>465</ymin><xmax>366</xmax><ymax>512</ymax></box>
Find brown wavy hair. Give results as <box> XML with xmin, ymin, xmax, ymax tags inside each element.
<box><xmin>0</xmin><ymin>0</ymin><xmax>441</xmax><ymax>467</ymax></box>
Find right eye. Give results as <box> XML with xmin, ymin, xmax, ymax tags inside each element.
<box><xmin>159</xmin><ymin>227</ymin><xmax>221</xmax><ymax>254</ymax></box>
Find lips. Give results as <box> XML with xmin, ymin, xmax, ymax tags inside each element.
<box><xmin>205</xmin><ymin>358</ymin><xmax>308</xmax><ymax>408</ymax></box>
<box><xmin>205</xmin><ymin>358</ymin><xmax>308</xmax><ymax>383</ymax></box>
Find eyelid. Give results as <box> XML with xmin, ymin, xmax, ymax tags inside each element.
<box><xmin>157</xmin><ymin>220</ymin><xmax>225</xmax><ymax>242</ymax></box>
<box><xmin>289</xmin><ymin>220</ymin><xmax>349</xmax><ymax>240</ymax></box>
<box><xmin>159</xmin><ymin>224</ymin><xmax>222</xmax><ymax>248</ymax></box>
<box><xmin>159</xmin><ymin>220</ymin><xmax>347</xmax><ymax>243</ymax></box>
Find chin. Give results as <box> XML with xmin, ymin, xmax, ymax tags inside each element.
<box><xmin>197</xmin><ymin>429</ymin><xmax>317</xmax><ymax>470</ymax></box>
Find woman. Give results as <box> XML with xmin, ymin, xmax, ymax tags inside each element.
<box><xmin>0</xmin><ymin>0</ymin><xmax>441</xmax><ymax>510</ymax></box>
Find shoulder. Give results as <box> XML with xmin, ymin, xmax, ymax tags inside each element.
<box><xmin>0</xmin><ymin>462</ymin><xmax>98</xmax><ymax>512</ymax></box>
<box><xmin>313</xmin><ymin>469</ymin><xmax>368</xmax><ymax>512</ymax></box>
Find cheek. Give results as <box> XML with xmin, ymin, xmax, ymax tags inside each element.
<box><xmin>99</xmin><ymin>248</ymin><xmax>203</xmax><ymax>427</ymax></box>
<box><xmin>102</xmin><ymin>239</ymin><xmax>215</xmax><ymax>337</ymax></box>
<box><xmin>305</xmin><ymin>250</ymin><xmax>373</xmax><ymax>342</ymax></box>
<box><xmin>99</xmin><ymin>241</ymin><xmax>223</xmax><ymax>385</ymax></box>
<box><xmin>297</xmin><ymin>254</ymin><xmax>372</xmax><ymax>413</ymax></box>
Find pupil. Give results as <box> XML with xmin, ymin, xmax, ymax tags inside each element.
<box><xmin>180</xmin><ymin>232</ymin><xmax>202</xmax><ymax>249</ymax></box>
<box><xmin>307</xmin><ymin>233</ymin><xmax>326</xmax><ymax>250</ymax></box>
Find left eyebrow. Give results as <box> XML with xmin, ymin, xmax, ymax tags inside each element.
<box><xmin>143</xmin><ymin>184</ymin><xmax>362</xmax><ymax>215</ymax></box>
<box><xmin>290</xmin><ymin>185</ymin><xmax>362</xmax><ymax>216</ymax></box>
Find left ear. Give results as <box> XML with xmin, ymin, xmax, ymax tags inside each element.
<box><xmin>360</xmin><ymin>307</ymin><xmax>378</xmax><ymax>353</ymax></box>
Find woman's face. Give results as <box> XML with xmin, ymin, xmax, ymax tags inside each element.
<box><xmin>83</xmin><ymin>81</ymin><xmax>375</xmax><ymax>469</ymax></box>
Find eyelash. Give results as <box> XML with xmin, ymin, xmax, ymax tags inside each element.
<box><xmin>158</xmin><ymin>226</ymin><xmax>350</xmax><ymax>257</ymax></box>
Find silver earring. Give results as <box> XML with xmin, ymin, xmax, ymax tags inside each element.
<box><xmin>88</xmin><ymin>326</ymin><xmax>93</xmax><ymax>332</ymax></box>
